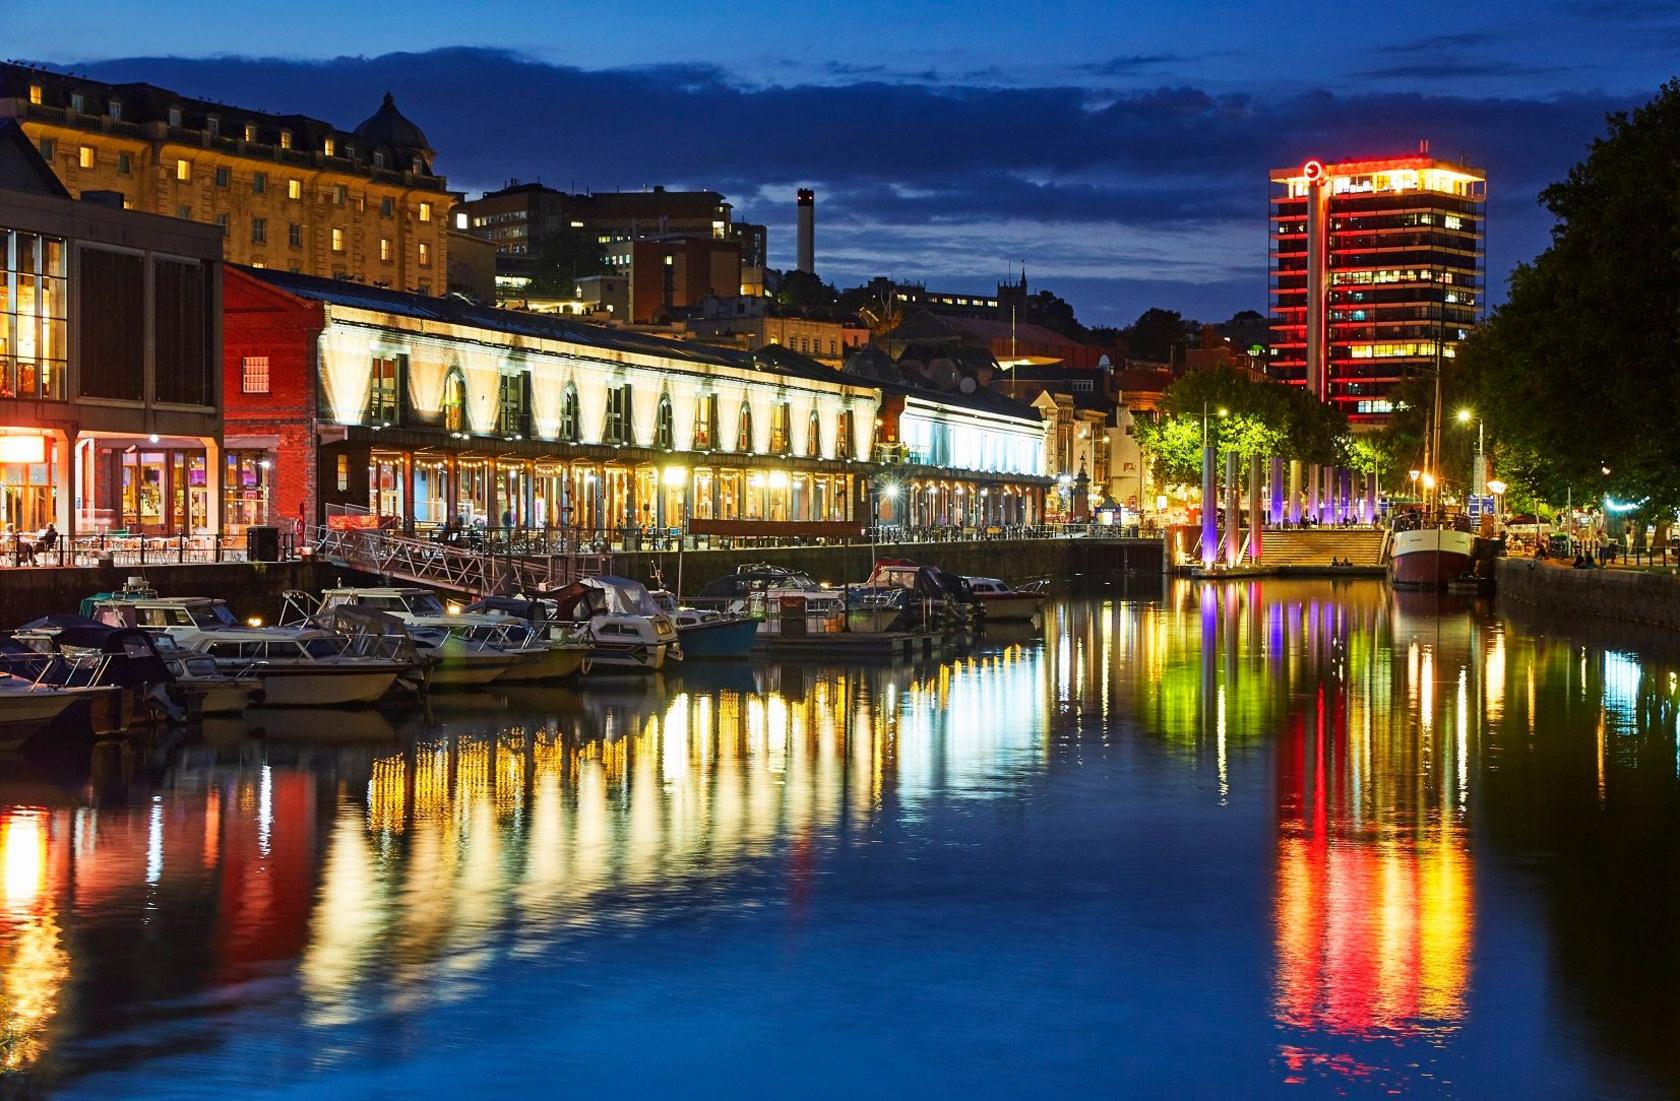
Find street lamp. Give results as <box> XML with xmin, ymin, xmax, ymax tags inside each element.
<box><xmin>1457</xmin><ymin>408</ymin><xmax>1485</xmax><ymax>498</ymax></box>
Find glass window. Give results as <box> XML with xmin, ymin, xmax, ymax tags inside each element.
<box><xmin>807</xmin><ymin>409</ymin><xmax>821</xmax><ymax>457</ymax></box>
<box><xmin>175</xmin><ymin>159</ymin><xmax>190</xmax><ymax>182</ymax></box>
<box><xmin>769</xmin><ymin>401</ymin><xmax>791</xmax><ymax>455</ymax></box>
<box><xmin>288</xmin><ymin>223</ymin><xmax>302</xmax><ymax>248</ymax></box>
<box><xmin>331</xmin><ymin>227</ymin><xmax>345</xmax><ymax>253</ymax></box>
<box><xmin>655</xmin><ymin>396</ymin><xmax>674</xmax><ymax>449</ymax></box>
<box><xmin>693</xmin><ymin>394</ymin><xmax>716</xmax><ymax>449</ymax></box>
<box><xmin>737</xmin><ymin>402</ymin><xmax>754</xmax><ymax>452</ymax></box>
<box><xmin>215</xmin><ymin>166</ymin><xmax>230</xmax><ymax>188</ymax></box>
<box><xmin>287</xmin><ymin>179</ymin><xmax>301</xmax><ymax>200</ymax></box>
<box><xmin>241</xmin><ymin>356</ymin><xmax>269</xmax><ymax>394</ymax></box>
<box><xmin>418</xmin><ymin>202</ymin><xmax>432</xmax><ymax>223</ymax></box>
<box><xmin>442</xmin><ymin>369</ymin><xmax>466</xmax><ymax>432</ymax></box>
<box><xmin>78</xmin><ymin>146</ymin><xmax>94</xmax><ymax>169</ymax></box>
<box><xmin>498</xmin><ymin>372</ymin><xmax>529</xmax><ymax>436</ymax></box>
<box><xmin>418</xmin><ymin>241</ymin><xmax>430</xmax><ymax>267</ymax></box>
<box><xmin>560</xmin><ymin>384</ymin><xmax>580</xmax><ymax>442</ymax></box>
<box><xmin>605</xmin><ymin>385</ymin><xmax>632</xmax><ymax>443</ymax></box>
<box><xmin>117</xmin><ymin>152</ymin><xmax>131</xmax><ymax>175</ymax></box>
<box><xmin>252</xmin><ymin>171</ymin><xmax>265</xmax><ymax>194</ymax></box>
<box><xmin>367</xmin><ymin>357</ymin><xmax>404</xmax><ymax>422</ymax></box>
<box><xmin>251</xmin><ymin>217</ymin><xmax>266</xmax><ymax>244</ymax></box>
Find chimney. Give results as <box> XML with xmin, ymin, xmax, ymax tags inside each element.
<box><xmin>796</xmin><ymin>188</ymin><xmax>815</xmax><ymax>274</ymax></box>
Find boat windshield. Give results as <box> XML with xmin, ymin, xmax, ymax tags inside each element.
<box><xmin>408</xmin><ymin>594</ymin><xmax>447</xmax><ymax>616</ymax></box>
<box><xmin>303</xmin><ymin>638</ymin><xmax>348</xmax><ymax>659</ymax></box>
<box><xmin>190</xmin><ymin>604</ymin><xmax>239</xmax><ymax>628</ymax></box>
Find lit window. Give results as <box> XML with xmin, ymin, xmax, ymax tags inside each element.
<box><xmin>418</xmin><ymin>241</ymin><xmax>430</xmax><ymax>266</ymax></box>
<box><xmin>287</xmin><ymin>179</ymin><xmax>301</xmax><ymax>200</ymax></box>
<box><xmin>176</xmin><ymin>158</ymin><xmax>191</xmax><ymax>182</ymax></box>
<box><xmin>336</xmin><ymin>455</ymin><xmax>348</xmax><ymax>491</ymax></box>
<box><xmin>241</xmin><ymin>356</ymin><xmax>270</xmax><ymax>394</ymax></box>
<box><xmin>331</xmin><ymin>227</ymin><xmax>345</xmax><ymax>252</ymax></box>
<box><xmin>454</xmin><ymin>211</ymin><xmax>467</xmax><ymax>230</ymax></box>
<box><xmin>418</xmin><ymin>202</ymin><xmax>432</xmax><ymax>223</ymax></box>
<box><xmin>368</xmin><ymin>357</ymin><xmax>403</xmax><ymax>421</ymax></box>
<box><xmin>27</xmin><ymin>84</ymin><xmax>42</xmax><ymax>106</ymax></box>
<box><xmin>380</xmin><ymin>238</ymin><xmax>392</xmax><ymax>262</ymax></box>
<box><xmin>244</xmin><ymin>123</ymin><xmax>258</xmax><ymax>142</ymax></box>
<box><xmin>333</xmin><ymin>184</ymin><xmax>346</xmax><ymax>206</ymax></box>
<box><xmin>78</xmin><ymin>145</ymin><xmax>94</xmax><ymax>169</ymax></box>
<box><xmin>279</xmin><ymin>129</ymin><xmax>293</xmax><ymax>150</ymax></box>
<box><xmin>323</xmin><ymin>137</ymin><xmax>336</xmax><ymax>157</ymax></box>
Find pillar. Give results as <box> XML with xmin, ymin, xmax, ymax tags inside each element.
<box><xmin>1224</xmin><ymin>450</ymin><xmax>1240</xmax><ymax>567</ymax></box>
<box><xmin>53</xmin><ymin>430</ymin><xmax>74</xmax><ymax>540</ymax></box>
<box><xmin>1269</xmin><ymin>456</ymin><xmax>1284</xmax><ymax>526</ymax></box>
<box><xmin>1305</xmin><ymin>464</ymin><xmax>1319</xmax><ymax>524</ymax></box>
<box><xmin>203</xmin><ymin>437</ymin><xmax>222</xmax><ymax>535</ymax></box>
<box><xmin>1201</xmin><ymin>446</ymin><xmax>1217</xmax><ymax>566</ymax></box>
<box><xmin>1248</xmin><ymin>454</ymin><xmax>1263</xmax><ymax>563</ymax></box>
<box><xmin>1288</xmin><ymin>459</ymin><xmax>1301</xmax><ymax>525</ymax></box>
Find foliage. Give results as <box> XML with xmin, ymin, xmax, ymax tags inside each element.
<box><xmin>1137</xmin><ymin>365</ymin><xmax>1350</xmax><ymax>483</ymax></box>
<box><xmin>1457</xmin><ymin>78</ymin><xmax>1680</xmax><ymax>519</ymax></box>
<box><xmin>522</xmin><ymin>229</ymin><xmax>609</xmax><ymax>296</ymax></box>
<box><xmin>1124</xmin><ymin>308</ymin><xmax>1192</xmax><ymax>361</ymax></box>
<box><xmin>776</xmin><ymin>269</ymin><xmax>838</xmax><ymax>309</ymax></box>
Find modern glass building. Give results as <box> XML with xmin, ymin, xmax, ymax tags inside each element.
<box><xmin>1269</xmin><ymin>149</ymin><xmax>1486</xmax><ymax>424</ymax></box>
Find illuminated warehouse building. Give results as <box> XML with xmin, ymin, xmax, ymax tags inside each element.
<box><xmin>1269</xmin><ymin>147</ymin><xmax>1486</xmax><ymax>424</ymax></box>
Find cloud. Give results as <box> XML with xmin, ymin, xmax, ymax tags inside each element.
<box><xmin>1076</xmin><ymin>54</ymin><xmax>1192</xmax><ymax>76</ymax></box>
<box><xmin>1357</xmin><ymin>59</ymin><xmax>1578</xmax><ymax>79</ymax></box>
<box><xmin>49</xmin><ymin>48</ymin><xmax>1638</xmax><ymax>321</ymax></box>
<box><xmin>1375</xmin><ymin>32</ymin><xmax>1501</xmax><ymax>54</ymax></box>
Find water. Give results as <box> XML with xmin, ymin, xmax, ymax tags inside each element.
<box><xmin>1</xmin><ymin>579</ymin><xmax>1678</xmax><ymax>1098</ymax></box>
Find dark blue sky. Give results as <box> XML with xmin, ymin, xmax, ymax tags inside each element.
<box><xmin>15</xmin><ymin>1</ymin><xmax>1678</xmax><ymax>325</ymax></box>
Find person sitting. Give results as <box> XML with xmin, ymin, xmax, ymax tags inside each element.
<box><xmin>37</xmin><ymin>523</ymin><xmax>58</xmax><ymax>554</ymax></box>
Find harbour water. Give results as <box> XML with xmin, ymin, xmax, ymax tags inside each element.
<box><xmin>1</xmin><ymin>579</ymin><xmax>1678</xmax><ymax>1097</ymax></box>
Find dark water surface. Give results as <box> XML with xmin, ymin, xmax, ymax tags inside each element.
<box><xmin>2</xmin><ymin>579</ymin><xmax>1678</xmax><ymax>1098</ymax></box>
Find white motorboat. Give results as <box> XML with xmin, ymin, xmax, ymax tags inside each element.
<box><xmin>964</xmin><ymin>577</ymin><xmax>1046</xmax><ymax>622</ymax></box>
<box><xmin>461</xmin><ymin>598</ymin><xmax>593</xmax><ymax>681</ymax></box>
<box><xmin>543</xmin><ymin>576</ymin><xmax>679</xmax><ymax>674</ymax></box>
<box><xmin>317</xmin><ymin>587</ymin><xmax>531</xmax><ymax>687</ymax></box>
<box><xmin>89</xmin><ymin>594</ymin><xmax>406</xmax><ymax>707</ymax></box>
<box><xmin>152</xmin><ymin>637</ymin><xmax>262</xmax><ymax>715</ymax></box>
<box><xmin>0</xmin><ymin>674</ymin><xmax>91</xmax><ymax>748</ymax></box>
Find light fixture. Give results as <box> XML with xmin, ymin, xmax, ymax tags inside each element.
<box><xmin>246</xmin><ymin>616</ymin><xmax>263</xmax><ymax>627</ymax></box>
<box><xmin>149</xmin><ymin>433</ymin><xmax>160</xmax><ymax>444</ymax></box>
<box><xmin>1456</xmin><ymin>408</ymin><xmax>1473</xmax><ymax>424</ymax></box>
<box><xmin>1486</xmin><ymin>479</ymin><xmax>1507</xmax><ymax>496</ymax></box>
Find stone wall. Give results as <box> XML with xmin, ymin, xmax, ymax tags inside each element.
<box><xmin>1496</xmin><ymin>558</ymin><xmax>1680</xmax><ymax>633</ymax></box>
<box><xmin>610</xmin><ymin>537</ymin><xmax>1164</xmax><ymax>593</ymax></box>
<box><xmin>0</xmin><ymin>561</ymin><xmax>380</xmax><ymax>630</ymax></box>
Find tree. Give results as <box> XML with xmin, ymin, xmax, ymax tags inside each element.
<box><xmin>1125</xmin><ymin>308</ymin><xmax>1192</xmax><ymax>361</ymax></box>
<box><xmin>1136</xmin><ymin>364</ymin><xmax>1349</xmax><ymax>482</ymax></box>
<box><xmin>522</xmin><ymin>229</ymin><xmax>609</xmax><ymax>296</ymax></box>
<box><xmin>1459</xmin><ymin>79</ymin><xmax>1680</xmax><ymax>521</ymax></box>
<box><xmin>775</xmin><ymin>269</ymin><xmax>837</xmax><ymax>309</ymax></box>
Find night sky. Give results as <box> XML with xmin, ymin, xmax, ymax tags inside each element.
<box><xmin>13</xmin><ymin>0</ymin><xmax>1678</xmax><ymax>326</ymax></box>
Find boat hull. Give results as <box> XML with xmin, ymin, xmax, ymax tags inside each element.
<box><xmin>494</xmin><ymin>645</ymin><xmax>591</xmax><ymax>683</ymax></box>
<box><xmin>676</xmin><ymin>617</ymin><xmax>759</xmax><ymax>660</ymax></box>
<box><xmin>252</xmin><ymin>668</ymin><xmax>399</xmax><ymax>707</ymax></box>
<box><xmin>585</xmin><ymin>642</ymin><xmax>668</xmax><ymax>674</ymax></box>
<box><xmin>976</xmin><ymin>593</ymin><xmax>1044</xmax><ymax>622</ymax></box>
<box><xmin>427</xmin><ymin>653</ymin><xmax>519</xmax><ymax>687</ymax></box>
<box><xmin>1389</xmin><ymin>528</ymin><xmax>1477</xmax><ymax>589</ymax></box>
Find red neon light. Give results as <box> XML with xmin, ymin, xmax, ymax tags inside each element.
<box><xmin>1302</xmin><ymin>160</ymin><xmax>1324</xmax><ymax>182</ymax></box>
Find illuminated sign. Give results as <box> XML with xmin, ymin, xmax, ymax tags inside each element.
<box><xmin>0</xmin><ymin>436</ymin><xmax>46</xmax><ymax>464</ymax></box>
<box><xmin>1301</xmin><ymin>159</ymin><xmax>1324</xmax><ymax>183</ymax></box>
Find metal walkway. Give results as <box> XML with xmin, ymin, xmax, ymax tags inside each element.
<box><xmin>311</xmin><ymin>526</ymin><xmax>613</xmax><ymax>598</ymax></box>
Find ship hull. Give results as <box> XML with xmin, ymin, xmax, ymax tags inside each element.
<box><xmin>1389</xmin><ymin>528</ymin><xmax>1477</xmax><ymax>589</ymax></box>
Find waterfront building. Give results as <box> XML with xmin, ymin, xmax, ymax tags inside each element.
<box><xmin>1269</xmin><ymin>146</ymin><xmax>1486</xmax><ymax>424</ymax></box>
<box><xmin>844</xmin><ymin>345</ymin><xmax>1049</xmax><ymax>528</ymax></box>
<box><xmin>222</xmin><ymin>266</ymin><xmax>883</xmax><ymax>538</ymax></box>
<box><xmin>0</xmin><ymin>122</ymin><xmax>222</xmax><ymax>538</ymax></box>
<box><xmin>0</xmin><ymin>64</ymin><xmax>450</xmax><ymax>291</ymax></box>
<box><xmin>686</xmin><ymin>299</ymin><xmax>870</xmax><ymax>366</ymax></box>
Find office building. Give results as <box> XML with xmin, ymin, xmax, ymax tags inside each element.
<box><xmin>1269</xmin><ymin>147</ymin><xmax>1486</xmax><ymax>423</ymax></box>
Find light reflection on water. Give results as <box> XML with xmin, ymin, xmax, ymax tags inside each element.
<box><xmin>0</xmin><ymin>579</ymin><xmax>1677</xmax><ymax>1097</ymax></box>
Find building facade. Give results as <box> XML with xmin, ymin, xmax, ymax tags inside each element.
<box><xmin>1</xmin><ymin>65</ymin><xmax>451</xmax><ymax>291</ymax></box>
<box><xmin>873</xmin><ymin>388</ymin><xmax>1048</xmax><ymax>529</ymax></box>
<box><xmin>1269</xmin><ymin>149</ymin><xmax>1486</xmax><ymax>423</ymax></box>
<box><xmin>0</xmin><ymin>123</ymin><xmax>222</xmax><ymax>540</ymax></box>
<box><xmin>222</xmin><ymin>267</ymin><xmax>882</xmax><ymax>540</ymax></box>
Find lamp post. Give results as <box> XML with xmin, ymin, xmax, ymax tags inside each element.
<box><xmin>1486</xmin><ymin>478</ymin><xmax>1507</xmax><ymax>528</ymax></box>
<box><xmin>662</xmin><ymin>465</ymin><xmax>688</xmax><ymax>598</ymax></box>
<box><xmin>1200</xmin><ymin>404</ymin><xmax>1227</xmax><ymax>565</ymax></box>
<box><xmin>1457</xmin><ymin>408</ymin><xmax>1485</xmax><ymax>499</ymax></box>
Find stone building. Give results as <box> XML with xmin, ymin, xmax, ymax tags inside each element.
<box><xmin>0</xmin><ymin>65</ymin><xmax>450</xmax><ymax>291</ymax></box>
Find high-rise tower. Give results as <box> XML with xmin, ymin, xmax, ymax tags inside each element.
<box><xmin>1269</xmin><ymin>147</ymin><xmax>1486</xmax><ymax>424</ymax></box>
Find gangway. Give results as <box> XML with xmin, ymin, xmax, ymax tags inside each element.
<box><xmin>310</xmin><ymin>525</ymin><xmax>612</xmax><ymax>598</ymax></box>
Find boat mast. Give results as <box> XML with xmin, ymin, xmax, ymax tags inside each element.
<box><xmin>1428</xmin><ymin>265</ymin><xmax>1445</xmax><ymax>514</ymax></box>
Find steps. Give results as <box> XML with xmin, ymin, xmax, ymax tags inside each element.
<box><xmin>1255</xmin><ymin>528</ymin><xmax>1388</xmax><ymax>568</ymax></box>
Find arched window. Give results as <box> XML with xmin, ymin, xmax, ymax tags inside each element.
<box><xmin>441</xmin><ymin>368</ymin><xmax>466</xmax><ymax>433</ymax></box>
<box><xmin>655</xmin><ymin>395</ymin><xmax>674</xmax><ymax>449</ymax></box>
<box><xmin>737</xmin><ymin>401</ymin><xmax>754</xmax><ymax>453</ymax></box>
<box><xmin>693</xmin><ymin>393</ymin><xmax>716</xmax><ymax>449</ymax></box>
<box><xmin>835</xmin><ymin>409</ymin><xmax>853</xmax><ymax>460</ymax></box>
<box><xmin>605</xmin><ymin>384</ymin><xmax>632</xmax><ymax>444</ymax></box>
<box><xmin>768</xmin><ymin>400</ymin><xmax>791</xmax><ymax>455</ymax></box>
<box><xmin>807</xmin><ymin>409</ymin><xmax>821</xmax><ymax>457</ymax></box>
<box><xmin>560</xmin><ymin>383</ymin><xmax>580</xmax><ymax>442</ymax></box>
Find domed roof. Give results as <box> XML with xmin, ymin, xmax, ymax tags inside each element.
<box><xmin>354</xmin><ymin>92</ymin><xmax>433</xmax><ymax>155</ymax></box>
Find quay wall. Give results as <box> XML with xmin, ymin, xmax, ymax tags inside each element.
<box><xmin>1496</xmin><ymin>558</ymin><xmax>1680</xmax><ymax>633</ymax></box>
<box><xmin>609</xmin><ymin>537</ymin><xmax>1163</xmax><ymax>594</ymax></box>
<box><xmin>0</xmin><ymin>560</ymin><xmax>381</xmax><ymax>630</ymax></box>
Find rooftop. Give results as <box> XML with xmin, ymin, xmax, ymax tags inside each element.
<box><xmin>234</xmin><ymin>266</ymin><xmax>854</xmax><ymax>389</ymax></box>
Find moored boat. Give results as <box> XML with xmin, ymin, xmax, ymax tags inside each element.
<box><xmin>544</xmin><ymin>576</ymin><xmax>680</xmax><ymax>673</ymax></box>
<box><xmin>1389</xmin><ymin>514</ymin><xmax>1477</xmax><ymax>590</ymax></box>
<box><xmin>963</xmin><ymin>577</ymin><xmax>1046</xmax><ymax>622</ymax></box>
<box><xmin>649</xmin><ymin>592</ymin><xmax>759</xmax><ymax>660</ymax></box>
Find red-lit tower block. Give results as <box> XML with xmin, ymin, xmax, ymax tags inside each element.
<box><xmin>1269</xmin><ymin>148</ymin><xmax>1485</xmax><ymax>426</ymax></box>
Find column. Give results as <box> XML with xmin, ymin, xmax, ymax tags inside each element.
<box><xmin>1288</xmin><ymin>459</ymin><xmax>1301</xmax><ymax>525</ymax></box>
<box><xmin>1201</xmin><ymin>446</ymin><xmax>1217</xmax><ymax>566</ymax></box>
<box><xmin>54</xmin><ymin>430</ymin><xmax>74</xmax><ymax>540</ymax></box>
<box><xmin>1223</xmin><ymin>450</ymin><xmax>1240</xmax><ymax>566</ymax></box>
<box><xmin>1269</xmin><ymin>456</ymin><xmax>1284</xmax><ymax>526</ymax></box>
<box><xmin>1248</xmin><ymin>455</ymin><xmax>1263</xmax><ymax>563</ymax></box>
<box><xmin>203</xmin><ymin>437</ymin><xmax>222</xmax><ymax>536</ymax></box>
